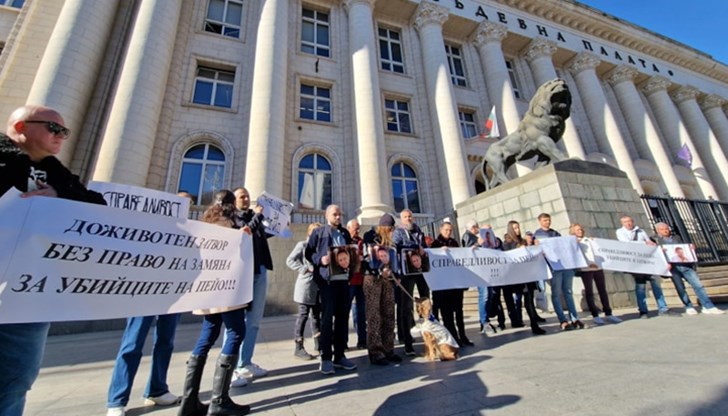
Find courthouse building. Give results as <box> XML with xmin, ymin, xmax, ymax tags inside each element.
<box><xmin>1</xmin><ymin>0</ymin><xmax>728</xmax><ymax>225</ymax></box>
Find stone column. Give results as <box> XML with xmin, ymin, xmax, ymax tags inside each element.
<box><xmin>412</xmin><ymin>1</ymin><xmax>471</xmax><ymax>207</ymax></box>
<box><xmin>672</xmin><ymin>86</ymin><xmax>728</xmax><ymax>200</ymax></box>
<box><xmin>26</xmin><ymin>0</ymin><xmax>119</xmax><ymax>165</ymax></box>
<box><xmin>244</xmin><ymin>0</ymin><xmax>288</xmax><ymax>198</ymax></box>
<box><xmin>92</xmin><ymin>0</ymin><xmax>182</xmax><ymax>185</ymax></box>
<box><xmin>700</xmin><ymin>94</ymin><xmax>728</xmax><ymax>157</ymax></box>
<box><xmin>343</xmin><ymin>0</ymin><xmax>390</xmax><ymax>221</ymax></box>
<box><xmin>642</xmin><ymin>77</ymin><xmax>717</xmax><ymax>199</ymax></box>
<box><xmin>567</xmin><ymin>52</ymin><xmax>644</xmax><ymax>194</ymax></box>
<box><xmin>522</xmin><ymin>38</ymin><xmax>586</xmax><ymax>160</ymax></box>
<box><xmin>472</xmin><ymin>21</ymin><xmax>531</xmax><ymax>176</ymax></box>
<box><xmin>606</xmin><ymin>65</ymin><xmax>684</xmax><ymax>197</ymax></box>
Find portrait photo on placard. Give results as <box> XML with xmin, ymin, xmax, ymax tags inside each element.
<box><xmin>663</xmin><ymin>243</ymin><xmax>697</xmax><ymax>263</ymax></box>
<box><xmin>368</xmin><ymin>245</ymin><xmax>398</xmax><ymax>275</ymax></box>
<box><xmin>401</xmin><ymin>248</ymin><xmax>430</xmax><ymax>275</ymax></box>
<box><xmin>328</xmin><ymin>245</ymin><xmax>359</xmax><ymax>276</ymax></box>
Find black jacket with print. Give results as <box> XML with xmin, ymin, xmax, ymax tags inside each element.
<box><xmin>0</xmin><ymin>134</ymin><xmax>105</xmax><ymax>205</ymax></box>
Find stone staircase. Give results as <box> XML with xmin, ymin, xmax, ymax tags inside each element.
<box><xmin>461</xmin><ymin>264</ymin><xmax>728</xmax><ymax>316</ymax></box>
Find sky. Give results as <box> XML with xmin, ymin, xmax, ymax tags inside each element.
<box><xmin>575</xmin><ymin>1</ymin><xmax>728</xmax><ymax>65</ymax></box>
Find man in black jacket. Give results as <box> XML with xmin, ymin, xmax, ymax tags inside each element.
<box><xmin>0</xmin><ymin>105</ymin><xmax>105</xmax><ymax>415</ymax></box>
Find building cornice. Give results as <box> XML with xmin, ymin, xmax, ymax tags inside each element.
<box><xmin>493</xmin><ymin>0</ymin><xmax>728</xmax><ymax>84</ymax></box>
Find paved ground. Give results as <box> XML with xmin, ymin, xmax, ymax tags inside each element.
<box><xmin>24</xmin><ymin>306</ymin><xmax>728</xmax><ymax>416</ymax></box>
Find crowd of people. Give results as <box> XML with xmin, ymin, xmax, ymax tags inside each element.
<box><xmin>0</xmin><ymin>104</ymin><xmax>724</xmax><ymax>416</ymax></box>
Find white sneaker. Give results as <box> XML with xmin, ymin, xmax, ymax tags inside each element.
<box><xmin>703</xmin><ymin>307</ymin><xmax>725</xmax><ymax>315</ymax></box>
<box><xmin>143</xmin><ymin>391</ymin><xmax>179</xmax><ymax>406</ymax></box>
<box><xmin>230</xmin><ymin>370</ymin><xmax>248</xmax><ymax>387</ymax></box>
<box><xmin>685</xmin><ymin>307</ymin><xmax>699</xmax><ymax>315</ymax></box>
<box><xmin>240</xmin><ymin>363</ymin><xmax>268</xmax><ymax>379</ymax></box>
<box><xmin>593</xmin><ymin>316</ymin><xmax>605</xmax><ymax>325</ymax></box>
<box><xmin>107</xmin><ymin>408</ymin><xmax>125</xmax><ymax>416</ymax></box>
<box><xmin>606</xmin><ymin>315</ymin><xmax>622</xmax><ymax>323</ymax></box>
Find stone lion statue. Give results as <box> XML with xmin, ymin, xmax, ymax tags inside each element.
<box><xmin>480</xmin><ymin>79</ymin><xmax>572</xmax><ymax>189</ymax></box>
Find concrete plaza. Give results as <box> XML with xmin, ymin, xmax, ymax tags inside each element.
<box><xmin>24</xmin><ymin>307</ymin><xmax>728</xmax><ymax>416</ymax></box>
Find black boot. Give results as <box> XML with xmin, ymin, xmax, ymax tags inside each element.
<box><xmin>208</xmin><ymin>354</ymin><xmax>250</xmax><ymax>416</ymax></box>
<box><xmin>294</xmin><ymin>339</ymin><xmax>314</xmax><ymax>360</ymax></box>
<box><xmin>178</xmin><ymin>355</ymin><xmax>209</xmax><ymax>416</ymax></box>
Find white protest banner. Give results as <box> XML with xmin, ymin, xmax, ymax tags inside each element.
<box><xmin>0</xmin><ymin>189</ymin><xmax>253</xmax><ymax>324</ymax></box>
<box><xmin>537</xmin><ymin>236</ymin><xmax>588</xmax><ymax>271</ymax></box>
<box><xmin>423</xmin><ymin>246</ymin><xmax>551</xmax><ymax>290</ymax></box>
<box><xmin>88</xmin><ymin>181</ymin><xmax>190</xmax><ymax>219</ymax></box>
<box><xmin>256</xmin><ymin>191</ymin><xmax>294</xmax><ymax>236</ymax></box>
<box><xmin>588</xmin><ymin>238</ymin><xmax>670</xmax><ymax>276</ymax></box>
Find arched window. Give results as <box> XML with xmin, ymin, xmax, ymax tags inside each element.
<box><xmin>177</xmin><ymin>144</ymin><xmax>226</xmax><ymax>206</ymax></box>
<box><xmin>297</xmin><ymin>153</ymin><xmax>332</xmax><ymax>210</ymax></box>
<box><xmin>391</xmin><ymin>161</ymin><xmax>420</xmax><ymax>213</ymax></box>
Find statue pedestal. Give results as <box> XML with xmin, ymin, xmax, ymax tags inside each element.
<box><xmin>456</xmin><ymin>160</ymin><xmax>651</xmax><ymax>314</ymax></box>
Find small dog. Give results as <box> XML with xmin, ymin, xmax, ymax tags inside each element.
<box><xmin>414</xmin><ymin>297</ymin><xmax>459</xmax><ymax>361</ymax></box>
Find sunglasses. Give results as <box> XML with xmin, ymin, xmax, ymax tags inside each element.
<box><xmin>25</xmin><ymin>120</ymin><xmax>71</xmax><ymax>138</ymax></box>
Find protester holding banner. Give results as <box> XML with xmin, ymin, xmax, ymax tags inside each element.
<box><xmin>502</xmin><ymin>221</ymin><xmax>546</xmax><ymax>335</ymax></box>
<box><xmin>652</xmin><ymin>223</ymin><xmax>724</xmax><ymax>315</ymax></box>
<box><xmin>305</xmin><ymin>205</ymin><xmax>357</xmax><ymax>375</ymax></box>
<box><xmin>461</xmin><ymin>220</ymin><xmax>499</xmax><ymax>334</ymax></box>
<box><xmin>569</xmin><ymin>224</ymin><xmax>622</xmax><ymax>325</ymax></box>
<box><xmin>533</xmin><ymin>213</ymin><xmax>584</xmax><ymax>330</ymax></box>
<box><xmin>0</xmin><ymin>105</ymin><xmax>107</xmax><ymax>416</ymax></box>
<box><xmin>346</xmin><ymin>219</ymin><xmax>367</xmax><ymax>350</ymax></box>
<box><xmin>393</xmin><ymin>209</ymin><xmax>429</xmax><ymax>356</ymax></box>
<box><xmin>430</xmin><ymin>222</ymin><xmax>474</xmax><ymax>346</ymax></box>
<box><xmin>179</xmin><ymin>190</ymin><xmax>250</xmax><ymax>416</ymax></box>
<box><xmin>230</xmin><ymin>187</ymin><xmax>272</xmax><ymax>387</ymax></box>
<box><xmin>616</xmin><ymin>215</ymin><xmax>669</xmax><ymax>319</ymax></box>
<box><xmin>287</xmin><ymin>223</ymin><xmax>323</xmax><ymax>360</ymax></box>
<box><xmin>362</xmin><ymin>214</ymin><xmax>402</xmax><ymax>365</ymax></box>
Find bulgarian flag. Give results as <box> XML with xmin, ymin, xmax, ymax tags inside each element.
<box><xmin>481</xmin><ymin>106</ymin><xmax>500</xmax><ymax>139</ymax></box>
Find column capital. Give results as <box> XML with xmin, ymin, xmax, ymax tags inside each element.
<box><xmin>700</xmin><ymin>93</ymin><xmax>726</xmax><ymax>111</ymax></box>
<box><xmin>641</xmin><ymin>75</ymin><xmax>671</xmax><ymax>96</ymax></box>
<box><xmin>521</xmin><ymin>37</ymin><xmax>557</xmax><ymax>62</ymax></box>
<box><xmin>343</xmin><ymin>0</ymin><xmax>376</xmax><ymax>13</ymax></box>
<box><xmin>472</xmin><ymin>21</ymin><xmax>507</xmax><ymax>46</ymax></box>
<box><xmin>670</xmin><ymin>85</ymin><xmax>701</xmax><ymax>103</ymax></box>
<box><xmin>567</xmin><ymin>52</ymin><xmax>600</xmax><ymax>75</ymax></box>
<box><xmin>606</xmin><ymin>65</ymin><xmax>638</xmax><ymax>86</ymax></box>
<box><xmin>412</xmin><ymin>1</ymin><xmax>448</xmax><ymax>31</ymax></box>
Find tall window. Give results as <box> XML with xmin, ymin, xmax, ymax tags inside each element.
<box><xmin>301</xmin><ymin>7</ymin><xmax>330</xmax><ymax>57</ymax></box>
<box><xmin>0</xmin><ymin>0</ymin><xmax>24</xmax><ymax>8</ymax></box>
<box><xmin>391</xmin><ymin>162</ymin><xmax>420</xmax><ymax>213</ymax></box>
<box><xmin>385</xmin><ymin>98</ymin><xmax>411</xmax><ymax>133</ymax></box>
<box><xmin>297</xmin><ymin>154</ymin><xmax>332</xmax><ymax>210</ymax></box>
<box><xmin>505</xmin><ymin>59</ymin><xmax>521</xmax><ymax>99</ymax></box>
<box><xmin>204</xmin><ymin>0</ymin><xmax>243</xmax><ymax>38</ymax></box>
<box><xmin>178</xmin><ymin>144</ymin><xmax>226</xmax><ymax>206</ymax></box>
<box><xmin>445</xmin><ymin>44</ymin><xmax>467</xmax><ymax>87</ymax></box>
<box><xmin>458</xmin><ymin>110</ymin><xmax>477</xmax><ymax>139</ymax></box>
<box><xmin>379</xmin><ymin>27</ymin><xmax>404</xmax><ymax>73</ymax></box>
<box><xmin>193</xmin><ymin>66</ymin><xmax>235</xmax><ymax>108</ymax></box>
<box><xmin>299</xmin><ymin>83</ymin><xmax>332</xmax><ymax>122</ymax></box>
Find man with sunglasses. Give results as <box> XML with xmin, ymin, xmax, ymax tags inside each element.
<box><xmin>0</xmin><ymin>105</ymin><xmax>106</xmax><ymax>415</ymax></box>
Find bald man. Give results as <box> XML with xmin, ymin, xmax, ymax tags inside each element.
<box><xmin>0</xmin><ymin>105</ymin><xmax>105</xmax><ymax>415</ymax></box>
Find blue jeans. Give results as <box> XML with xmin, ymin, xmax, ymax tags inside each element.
<box><xmin>193</xmin><ymin>308</ymin><xmax>246</xmax><ymax>356</ymax></box>
<box><xmin>107</xmin><ymin>314</ymin><xmax>181</xmax><ymax>407</ymax></box>
<box><xmin>237</xmin><ymin>266</ymin><xmax>268</xmax><ymax>368</ymax></box>
<box><xmin>633</xmin><ymin>274</ymin><xmax>668</xmax><ymax>314</ymax></box>
<box><xmin>550</xmin><ymin>269</ymin><xmax>579</xmax><ymax>323</ymax></box>
<box><xmin>0</xmin><ymin>322</ymin><xmax>50</xmax><ymax>416</ymax></box>
<box><xmin>348</xmin><ymin>284</ymin><xmax>366</xmax><ymax>346</ymax></box>
<box><xmin>477</xmin><ymin>286</ymin><xmax>488</xmax><ymax>325</ymax></box>
<box><xmin>670</xmin><ymin>266</ymin><xmax>715</xmax><ymax>309</ymax></box>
